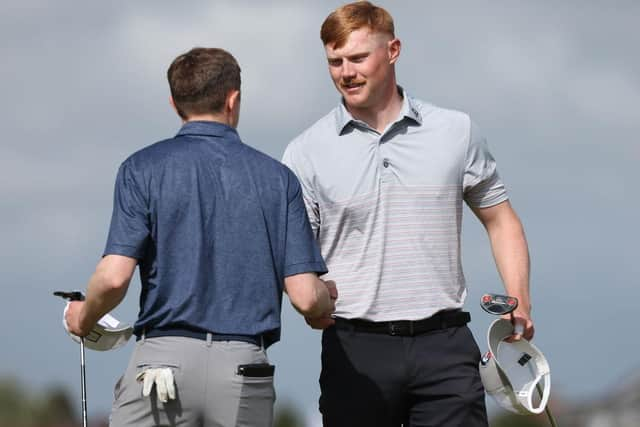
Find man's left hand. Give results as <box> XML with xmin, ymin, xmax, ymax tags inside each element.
<box><xmin>505</xmin><ymin>310</ymin><xmax>534</xmax><ymax>342</ymax></box>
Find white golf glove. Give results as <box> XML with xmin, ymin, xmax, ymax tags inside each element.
<box><xmin>136</xmin><ymin>368</ymin><xmax>176</xmax><ymax>403</ymax></box>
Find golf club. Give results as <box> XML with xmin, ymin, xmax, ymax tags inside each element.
<box><xmin>480</xmin><ymin>293</ymin><xmax>519</xmax><ymax>316</ymax></box>
<box><xmin>480</xmin><ymin>293</ymin><xmax>558</xmax><ymax>427</ymax></box>
<box><xmin>54</xmin><ymin>290</ymin><xmax>88</xmax><ymax>427</ymax></box>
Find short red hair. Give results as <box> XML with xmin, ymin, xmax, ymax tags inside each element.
<box><xmin>320</xmin><ymin>1</ymin><xmax>395</xmax><ymax>48</ymax></box>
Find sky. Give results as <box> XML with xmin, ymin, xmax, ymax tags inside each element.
<box><xmin>2</xmin><ymin>0</ymin><xmax>639</xmax><ymax>423</ymax></box>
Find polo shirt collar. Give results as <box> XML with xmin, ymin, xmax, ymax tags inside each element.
<box><xmin>176</xmin><ymin>120</ymin><xmax>239</xmax><ymax>139</ymax></box>
<box><xmin>334</xmin><ymin>86</ymin><xmax>423</xmax><ymax>135</ymax></box>
<box><xmin>400</xmin><ymin>90</ymin><xmax>423</xmax><ymax>125</ymax></box>
<box><xmin>335</xmin><ymin>102</ymin><xmax>354</xmax><ymax>134</ymax></box>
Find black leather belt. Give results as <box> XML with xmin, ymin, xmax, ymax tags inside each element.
<box><xmin>334</xmin><ymin>310</ymin><xmax>470</xmax><ymax>336</ymax></box>
<box><xmin>137</xmin><ymin>326</ymin><xmax>263</xmax><ymax>347</ymax></box>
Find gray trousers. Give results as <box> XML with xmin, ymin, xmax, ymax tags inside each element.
<box><xmin>109</xmin><ymin>335</ymin><xmax>275</xmax><ymax>427</ymax></box>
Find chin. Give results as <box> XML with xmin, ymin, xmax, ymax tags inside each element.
<box><xmin>343</xmin><ymin>93</ymin><xmax>370</xmax><ymax>109</ymax></box>
<box><xmin>346</xmin><ymin>100</ymin><xmax>372</xmax><ymax>112</ymax></box>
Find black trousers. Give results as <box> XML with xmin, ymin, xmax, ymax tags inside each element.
<box><xmin>319</xmin><ymin>323</ymin><xmax>488</xmax><ymax>427</ymax></box>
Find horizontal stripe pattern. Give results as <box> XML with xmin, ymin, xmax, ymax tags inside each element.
<box><xmin>318</xmin><ymin>184</ymin><xmax>466</xmax><ymax>321</ymax></box>
<box><xmin>284</xmin><ymin>94</ymin><xmax>510</xmax><ymax>322</ymax></box>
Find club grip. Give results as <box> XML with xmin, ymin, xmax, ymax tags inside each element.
<box><xmin>53</xmin><ymin>291</ymin><xmax>85</xmax><ymax>301</ymax></box>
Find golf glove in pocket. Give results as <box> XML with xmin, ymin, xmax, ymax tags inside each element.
<box><xmin>136</xmin><ymin>367</ymin><xmax>176</xmax><ymax>403</ymax></box>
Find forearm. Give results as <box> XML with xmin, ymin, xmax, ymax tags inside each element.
<box><xmin>79</xmin><ymin>255</ymin><xmax>134</xmax><ymax>333</ymax></box>
<box><xmin>473</xmin><ymin>201</ymin><xmax>533</xmax><ymax>339</ymax></box>
<box><xmin>486</xmin><ymin>212</ymin><xmax>531</xmax><ymax>315</ymax></box>
<box><xmin>473</xmin><ymin>202</ymin><xmax>531</xmax><ymax>313</ymax></box>
<box><xmin>285</xmin><ymin>273</ymin><xmax>335</xmax><ymax>318</ymax></box>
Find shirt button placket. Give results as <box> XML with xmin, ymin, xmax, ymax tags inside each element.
<box><xmin>379</xmin><ymin>135</ymin><xmax>392</xmax><ymax>183</ymax></box>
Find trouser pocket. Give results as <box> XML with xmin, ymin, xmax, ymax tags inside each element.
<box><xmin>234</xmin><ymin>363</ymin><xmax>275</xmax><ymax>427</ymax></box>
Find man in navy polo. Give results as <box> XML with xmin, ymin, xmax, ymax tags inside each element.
<box><xmin>65</xmin><ymin>47</ymin><xmax>336</xmax><ymax>426</ymax></box>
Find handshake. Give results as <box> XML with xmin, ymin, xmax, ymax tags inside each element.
<box><xmin>305</xmin><ymin>279</ymin><xmax>338</xmax><ymax>330</ymax></box>
<box><xmin>285</xmin><ymin>274</ymin><xmax>338</xmax><ymax>330</ymax></box>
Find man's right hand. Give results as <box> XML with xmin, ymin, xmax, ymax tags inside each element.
<box><xmin>305</xmin><ymin>279</ymin><xmax>338</xmax><ymax>330</ymax></box>
<box><xmin>284</xmin><ymin>274</ymin><xmax>338</xmax><ymax>325</ymax></box>
<box><xmin>325</xmin><ymin>279</ymin><xmax>338</xmax><ymax>301</ymax></box>
<box><xmin>305</xmin><ymin>315</ymin><xmax>335</xmax><ymax>329</ymax></box>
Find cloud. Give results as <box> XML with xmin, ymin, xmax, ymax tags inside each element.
<box><xmin>2</xmin><ymin>0</ymin><xmax>638</xmax><ymax>416</ymax></box>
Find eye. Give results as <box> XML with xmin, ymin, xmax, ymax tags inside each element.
<box><xmin>328</xmin><ymin>58</ymin><xmax>342</xmax><ymax>67</ymax></box>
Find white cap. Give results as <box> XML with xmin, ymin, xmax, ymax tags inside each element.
<box><xmin>479</xmin><ymin>318</ymin><xmax>551</xmax><ymax>415</ymax></box>
<box><xmin>63</xmin><ymin>303</ymin><xmax>133</xmax><ymax>351</ymax></box>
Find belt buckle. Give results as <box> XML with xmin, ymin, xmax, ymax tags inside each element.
<box><xmin>389</xmin><ymin>323</ymin><xmax>399</xmax><ymax>336</ymax></box>
<box><xmin>388</xmin><ymin>322</ymin><xmax>411</xmax><ymax>336</ymax></box>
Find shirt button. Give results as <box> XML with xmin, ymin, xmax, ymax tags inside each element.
<box><xmin>383</xmin><ymin>159</ymin><xmax>390</xmax><ymax>168</ymax></box>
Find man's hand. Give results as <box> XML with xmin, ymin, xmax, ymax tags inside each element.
<box><xmin>325</xmin><ymin>280</ymin><xmax>338</xmax><ymax>301</ymax></box>
<box><xmin>285</xmin><ymin>274</ymin><xmax>338</xmax><ymax>319</ymax></box>
<box><xmin>504</xmin><ymin>309</ymin><xmax>534</xmax><ymax>342</ymax></box>
<box><xmin>305</xmin><ymin>316</ymin><xmax>335</xmax><ymax>329</ymax></box>
<box><xmin>305</xmin><ymin>279</ymin><xmax>338</xmax><ymax>330</ymax></box>
<box><xmin>64</xmin><ymin>301</ymin><xmax>92</xmax><ymax>337</ymax></box>
<box><xmin>61</xmin><ymin>255</ymin><xmax>136</xmax><ymax>340</ymax></box>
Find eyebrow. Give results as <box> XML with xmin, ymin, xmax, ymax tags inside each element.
<box><xmin>327</xmin><ymin>51</ymin><xmax>370</xmax><ymax>61</ymax></box>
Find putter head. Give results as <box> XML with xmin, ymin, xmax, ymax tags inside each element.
<box><xmin>480</xmin><ymin>293</ymin><xmax>518</xmax><ymax>316</ymax></box>
<box><xmin>53</xmin><ymin>290</ymin><xmax>85</xmax><ymax>301</ymax></box>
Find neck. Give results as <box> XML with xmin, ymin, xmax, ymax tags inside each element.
<box><xmin>183</xmin><ymin>113</ymin><xmax>234</xmax><ymax>127</ymax></box>
<box><xmin>347</xmin><ymin>81</ymin><xmax>403</xmax><ymax>134</ymax></box>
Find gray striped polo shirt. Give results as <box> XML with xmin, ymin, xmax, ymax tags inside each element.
<box><xmin>283</xmin><ymin>90</ymin><xmax>508</xmax><ymax>321</ymax></box>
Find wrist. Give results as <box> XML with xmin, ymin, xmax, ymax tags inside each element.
<box><xmin>78</xmin><ymin>303</ymin><xmax>98</xmax><ymax>335</ymax></box>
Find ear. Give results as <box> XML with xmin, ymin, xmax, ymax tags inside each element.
<box><xmin>388</xmin><ymin>38</ymin><xmax>401</xmax><ymax>65</ymax></box>
<box><xmin>226</xmin><ymin>89</ymin><xmax>241</xmax><ymax>113</ymax></box>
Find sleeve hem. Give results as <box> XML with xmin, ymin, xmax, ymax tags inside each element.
<box><xmin>284</xmin><ymin>261</ymin><xmax>328</xmax><ymax>277</ymax></box>
<box><xmin>103</xmin><ymin>244</ymin><xmax>145</xmax><ymax>260</ymax></box>
<box><xmin>468</xmin><ymin>193</ymin><xmax>509</xmax><ymax>209</ymax></box>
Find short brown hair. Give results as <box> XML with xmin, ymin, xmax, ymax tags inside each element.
<box><xmin>320</xmin><ymin>1</ymin><xmax>395</xmax><ymax>48</ymax></box>
<box><xmin>167</xmin><ymin>47</ymin><xmax>241</xmax><ymax>119</ymax></box>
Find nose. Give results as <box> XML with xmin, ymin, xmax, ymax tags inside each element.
<box><xmin>341</xmin><ymin>60</ymin><xmax>356</xmax><ymax>79</ymax></box>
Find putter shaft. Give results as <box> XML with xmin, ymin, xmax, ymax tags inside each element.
<box><xmin>54</xmin><ymin>291</ymin><xmax>88</xmax><ymax>426</ymax></box>
<box><xmin>536</xmin><ymin>382</ymin><xmax>558</xmax><ymax>427</ymax></box>
<box><xmin>80</xmin><ymin>337</ymin><xmax>88</xmax><ymax>427</ymax></box>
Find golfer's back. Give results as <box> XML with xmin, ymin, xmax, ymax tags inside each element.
<box><xmin>104</xmin><ymin>120</ymin><xmax>318</xmax><ymax>346</ymax></box>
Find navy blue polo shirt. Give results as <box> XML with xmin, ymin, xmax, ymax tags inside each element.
<box><xmin>104</xmin><ymin>121</ymin><xmax>327</xmax><ymax>347</ymax></box>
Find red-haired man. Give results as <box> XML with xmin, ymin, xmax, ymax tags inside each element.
<box><xmin>283</xmin><ymin>2</ymin><xmax>533</xmax><ymax>426</ymax></box>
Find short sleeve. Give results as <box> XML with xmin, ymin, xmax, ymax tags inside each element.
<box><xmin>283</xmin><ymin>171</ymin><xmax>328</xmax><ymax>277</ymax></box>
<box><xmin>282</xmin><ymin>142</ymin><xmax>321</xmax><ymax>237</ymax></box>
<box><xmin>103</xmin><ymin>160</ymin><xmax>150</xmax><ymax>259</ymax></box>
<box><xmin>463</xmin><ymin>121</ymin><xmax>509</xmax><ymax>208</ymax></box>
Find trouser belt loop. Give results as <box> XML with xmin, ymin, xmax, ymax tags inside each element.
<box><xmin>140</xmin><ymin>328</ymin><xmax>146</xmax><ymax>344</ymax></box>
<box><xmin>440</xmin><ymin>312</ymin><xmax>447</xmax><ymax>330</ymax></box>
<box><xmin>206</xmin><ymin>332</ymin><xmax>213</xmax><ymax>347</ymax></box>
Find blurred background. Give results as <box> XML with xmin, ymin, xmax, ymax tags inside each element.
<box><xmin>2</xmin><ymin>1</ymin><xmax>638</xmax><ymax>426</ymax></box>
